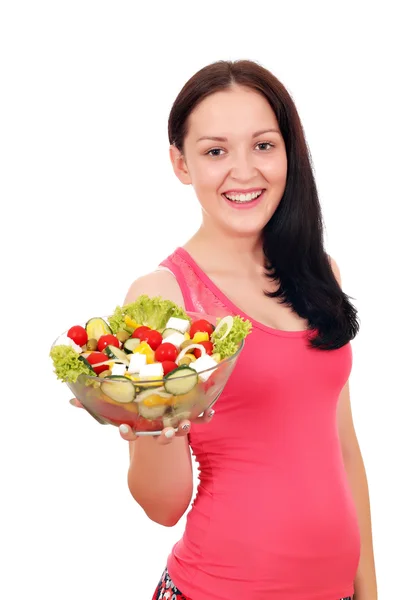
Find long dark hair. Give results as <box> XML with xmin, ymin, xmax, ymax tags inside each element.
<box><xmin>168</xmin><ymin>60</ymin><xmax>359</xmax><ymax>350</ymax></box>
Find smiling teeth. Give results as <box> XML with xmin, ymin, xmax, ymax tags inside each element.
<box><xmin>224</xmin><ymin>191</ymin><xmax>263</xmax><ymax>202</ymax></box>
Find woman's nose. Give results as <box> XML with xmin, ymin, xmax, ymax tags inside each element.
<box><xmin>230</xmin><ymin>152</ymin><xmax>257</xmax><ymax>180</ymax></box>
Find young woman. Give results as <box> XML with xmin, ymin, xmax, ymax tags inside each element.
<box><xmin>75</xmin><ymin>60</ymin><xmax>378</xmax><ymax>600</ymax></box>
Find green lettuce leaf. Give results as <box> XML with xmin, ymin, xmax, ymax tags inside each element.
<box><xmin>108</xmin><ymin>294</ymin><xmax>190</xmax><ymax>334</ymax></box>
<box><xmin>50</xmin><ymin>345</ymin><xmax>94</xmax><ymax>383</ymax></box>
<box><xmin>211</xmin><ymin>316</ymin><xmax>252</xmax><ymax>359</ymax></box>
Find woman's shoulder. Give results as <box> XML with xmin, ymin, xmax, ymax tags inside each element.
<box><xmin>123</xmin><ymin>269</ymin><xmax>185</xmax><ymax>307</ymax></box>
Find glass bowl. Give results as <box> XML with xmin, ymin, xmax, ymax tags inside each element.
<box><xmin>57</xmin><ymin>312</ymin><xmax>244</xmax><ymax>435</ymax></box>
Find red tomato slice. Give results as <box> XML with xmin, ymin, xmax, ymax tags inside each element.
<box><xmin>86</xmin><ymin>351</ymin><xmax>109</xmax><ymax>374</ymax></box>
<box><xmin>155</xmin><ymin>342</ymin><xmax>178</xmax><ymax>363</ymax></box>
<box><xmin>141</xmin><ymin>330</ymin><xmax>163</xmax><ymax>350</ymax></box>
<box><xmin>193</xmin><ymin>340</ymin><xmax>214</xmax><ymax>359</ymax></box>
<box><xmin>97</xmin><ymin>334</ymin><xmax>120</xmax><ymax>352</ymax></box>
<box><xmin>132</xmin><ymin>326</ymin><xmax>151</xmax><ymax>340</ymax></box>
<box><xmin>67</xmin><ymin>325</ymin><xmax>88</xmax><ymax>347</ymax></box>
<box><xmin>161</xmin><ymin>360</ymin><xmax>179</xmax><ymax>375</ymax></box>
<box><xmin>189</xmin><ymin>319</ymin><xmax>215</xmax><ymax>338</ymax></box>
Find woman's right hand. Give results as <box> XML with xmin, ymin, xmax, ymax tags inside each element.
<box><xmin>69</xmin><ymin>398</ymin><xmax>215</xmax><ymax>445</ymax></box>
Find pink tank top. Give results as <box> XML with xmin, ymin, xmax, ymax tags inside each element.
<box><xmin>159</xmin><ymin>247</ymin><xmax>360</xmax><ymax>600</ymax></box>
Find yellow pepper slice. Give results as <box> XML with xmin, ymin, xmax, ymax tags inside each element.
<box><xmin>142</xmin><ymin>394</ymin><xmax>172</xmax><ymax>407</ymax></box>
<box><xmin>133</xmin><ymin>341</ymin><xmax>155</xmax><ymax>364</ymax></box>
<box><xmin>124</xmin><ymin>316</ymin><xmax>139</xmax><ymax>329</ymax></box>
<box><xmin>192</xmin><ymin>331</ymin><xmax>209</xmax><ymax>343</ymax></box>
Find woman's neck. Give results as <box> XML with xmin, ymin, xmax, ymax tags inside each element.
<box><xmin>183</xmin><ymin>226</ymin><xmax>266</xmax><ymax>275</ymax></box>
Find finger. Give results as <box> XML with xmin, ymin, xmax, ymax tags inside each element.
<box><xmin>192</xmin><ymin>407</ymin><xmax>215</xmax><ymax>424</ymax></box>
<box><xmin>69</xmin><ymin>398</ymin><xmax>84</xmax><ymax>409</ymax></box>
<box><xmin>158</xmin><ymin>427</ymin><xmax>178</xmax><ymax>445</ymax></box>
<box><xmin>118</xmin><ymin>424</ymin><xmax>138</xmax><ymax>441</ymax></box>
<box><xmin>175</xmin><ymin>420</ymin><xmax>191</xmax><ymax>437</ymax></box>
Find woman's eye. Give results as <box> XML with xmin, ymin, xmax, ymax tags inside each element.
<box><xmin>206</xmin><ymin>148</ymin><xmax>224</xmax><ymax>157</ymax></box>
<box><xmin>256</xmin><ymin>142</ymin><xmax>273</xmax><ymax>151</ymax></box>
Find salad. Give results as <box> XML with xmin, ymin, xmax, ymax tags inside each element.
<box><xmin>50</xmin><ymin>295</ymin><xmax>251</xmax><ymax>426</ymax></box>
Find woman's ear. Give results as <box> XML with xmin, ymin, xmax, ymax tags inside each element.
<box><xmin>169</xmin><ymin>145</ymin><xmax>192</xmax><ymax>185</ymax></box>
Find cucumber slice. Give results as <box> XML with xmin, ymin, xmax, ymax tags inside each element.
<box><xmin>123</xmin><ymin>338</ymin><xmax>141</xmax><ymax>354</ymax></box>
<box><xmin>78</xmin><ymin>355</ymin><xmax>96</xmax><ymax>373</ymax></box>
<box><xmin>135</xmin><ymin>387</ymin><xmax>172</xmax><ymax>403</ymax></box>
<box><xmin>136</xmin><ymin>387</ymin><xmax>172</xmax><ymax>419</ymax></box>
<box><xmin>162</xmin><ymin>328</ymin><xmax>181</xmax><ymax>339</ymax></box>
<box><xmin>138</xmin><ymin>403</ymin><xmax>168</xmax><ymax>420</ymax></box>
<box><xmin>100</xmin><ymin>376</ymin><xmax>136</xmax><ymax>403</ymax></box>
<box><xmin>164</xmin><ymin>366</ymin><xmax>198</xmax><ymax>396</ymax></box>
<box><xmin>85</xmin><ymin>317</ymin><xmax>112</xmax><ymax>341</ymax></box>
<box><xmin>104</xmin><ymin>345</ymin><xmax>130</xmax><ymax>365</ymax></box>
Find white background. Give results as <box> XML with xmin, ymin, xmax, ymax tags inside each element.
<box><xmin>1</xmin><ymin>1</ymin><xmax>398</xmax><ymax>598</ymax></box>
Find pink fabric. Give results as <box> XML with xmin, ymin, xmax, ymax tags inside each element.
<box><xmin>158</xmin><ymin>248</ymin><xmax>360</xmax><ymax>600</ymax></box>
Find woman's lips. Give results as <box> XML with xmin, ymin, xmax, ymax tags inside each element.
<box><xmin>222</xmin><ymin>189</ymin><xmax>266</xmax><ymax>209</ymax></box>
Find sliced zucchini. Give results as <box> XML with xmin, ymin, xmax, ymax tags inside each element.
<box><xmin>104</xmin><ymin>345</ymin><xmax>130</xmax><ymax>365</ymax></box>
<box><xmin>138</xmin><ymin>403</ymin><xmax>169</xmax><ymax>420</ymax></box>
<box><xmin>123</xmin><ymin>338</ymin><xmax>141</xmax><ymax>354</ymax></box>
<box><xmin>85</xmin><ymin>317</ymin><xmax>112</xmax><ymax>341</ymax></box>
<box><xmin>100</xmin><ymin>376</ymin><xmax>136</xmax><ymax>403</ymax></box>
<box><xmin>164</xmin><ymin>365</ymin><xmax>198</xmax><ymax>396</ymax></box>
<box><xmin>161</xmin><ymin>327</ymin><xmax>181</xmax><ymax>339</ymax></box>
<box><xmin>78</xmin><ymin>355</ymin><xmax>96</xmax><ymax>374</ymax></box>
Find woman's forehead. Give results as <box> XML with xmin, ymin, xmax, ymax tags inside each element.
<box><xmin>187</xmin><ymin>87</ymin><xmax>279</xmax><ymax>137</ymax></box>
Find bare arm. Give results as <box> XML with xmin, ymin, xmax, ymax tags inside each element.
<box><xmin>337</xmin><ymin>382</ymin><xmax>378</xmax><ymax>600</ymax></box>
<box><xmin>123</xmin><ymin>270</ymin><xmax>195</xmax><ymax>527</ymax></box>
<box><xmin>331</xmin><ymin>256</ymin><xmax>378</xmax><ymax>599</ymax></box>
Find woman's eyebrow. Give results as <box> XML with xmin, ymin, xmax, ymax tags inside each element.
<box><xmin>196</xmin><ymin>128</ymin><xmax>280</xmax><ymax>143</ymax></box>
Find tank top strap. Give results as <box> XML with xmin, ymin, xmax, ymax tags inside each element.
<box><xmin>158</xmin><ymin>250</ymin><xmax>231</xmax><ymax>317</ymax></box>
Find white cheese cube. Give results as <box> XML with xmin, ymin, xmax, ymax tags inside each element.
<box><xmin>191</xmin><ymin>355</ymin><xmax>218</xmax><ymax>381</ymax></box>
<box><xmin>128</xmin><ymin>353</ymin><xmax>147</xmax><ymax>374</ymax></box>
<box><xmin>165</xmin><ymin>317</ymin><xmax>190</xmax><ymax>334</ymax></box>
<box><xmin>53</xmin><ymin>334</ymin><xmax>82</xmax><ymax>353</ymax></box>
<box><xmin>162</xmin><ymin>332</ymin><xmax>186</xmax><ymax>348</ymax></box>
<box><xmin>139</xmin><ymin>363</ymin><xmax>164</xmax><ymax>379</ymax></box>
<box><xmin>111</xmin><ymin>363</ymin><xmax>127</xmax><ymax>376</ymax></box>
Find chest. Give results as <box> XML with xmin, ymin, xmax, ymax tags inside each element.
<box><xmin>208</xmin><ymin>271</ymin><xmax>309</xmax><ymax>332</ymax></box>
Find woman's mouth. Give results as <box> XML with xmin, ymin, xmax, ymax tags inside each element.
<box><xmin>222</xmin><ymin>189</ymin><xmax>265</xmax><ymax>208</ymax></box>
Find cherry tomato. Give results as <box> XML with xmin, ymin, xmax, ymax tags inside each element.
<box><xmin>141</xmin><ymin>329</ymin><xmax>163</xmax><ymax>350</ymax></box>
<box><xmin>67</xmin><ymin>325</ymin><xmax>88</xmax><ymax>347</ymax></box>
<box><xmin>132</xmin><ymin>326</ymin><xmax>151</xmax><ymax>340</ymax></box>
<box><xmin>155</xmin><ymin>342</ymin><xmax>178</xmax><ymax>363</ymax></box>
<box><xmin>193</xmin><ymin>340</ymin><xmax>214</xmax><ymax>359</ymax></box>
<box><xmin>86</xmin><ymin>351</ymin><xmax>109</xmax><ymax>374</ymax></box>
<box><xmin>161</xmin><ymin>360</ymin><xmax>179</xmax><ymax>375</ymax></box>
<box><xmin>189</xmin><ymin>319</ymin><xmax>215</xmax><ymax>338</ymax></box>
<box><xmin>97</xmin><ymin>334</ymin><xmax>120</xmax><ymax>352</ymax></box>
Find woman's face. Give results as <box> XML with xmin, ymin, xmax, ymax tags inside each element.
<box><xmin>170</xmin><ymin>85</ymin><xmax>287</xmax><ymax>238</ymax></box>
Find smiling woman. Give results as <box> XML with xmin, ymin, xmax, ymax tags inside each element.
<box><xmin>170</xmin><ymin>87</ymin><xmax>288</xmax><ymax>241</ymax></box>
<box><xmin>113</xmin><ymin>59</ymin><xmax>377</xmax><ymax>600</ymax></box>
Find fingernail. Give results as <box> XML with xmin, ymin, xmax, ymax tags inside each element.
<box><xmin>209</xmin><ymin>409</ymin><xmax>215</xmax><ymax>417</ymax></box>
<box><xmin>181</xmin><ymin>423</ymin><xmax>190</xmax><ymax>432</ymax></box>
<box><xmin>119</xmin><ymin>424</ymin><xmax>129</xmax><ymax>434</ymax></box>
<box><xmin>165</xmin><ymin>430</ymin><xmax>174</xmax><ymax>439</ymax></box>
